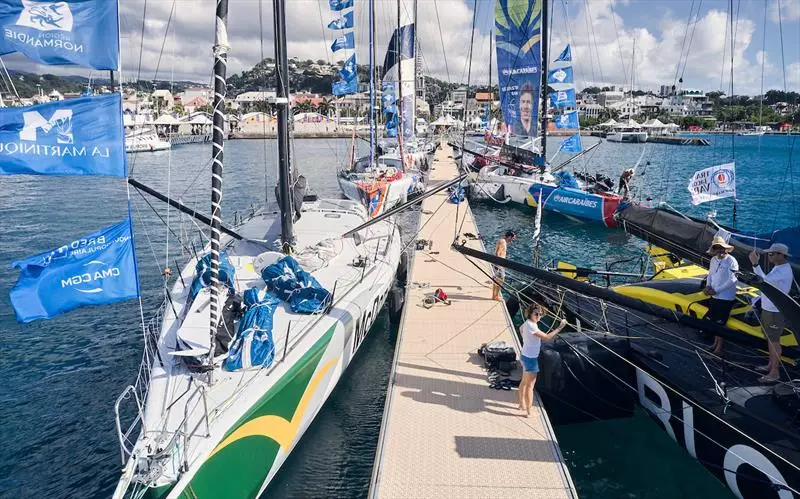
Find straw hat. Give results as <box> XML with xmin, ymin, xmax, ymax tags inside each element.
<box><xmin>707</xmin><ymin>236</ymin><xmax>734</xmax><ymax>253</ymax></box>
<box><xmin>765</xmin><ymin>243</ymin><xmax>791</xmax><ymax>257</ymax></box>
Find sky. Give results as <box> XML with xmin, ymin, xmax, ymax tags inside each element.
<box><xmin>3</xmin><ymin>0</ymin><xmax>799</xmax><ymax>96</ymax></box>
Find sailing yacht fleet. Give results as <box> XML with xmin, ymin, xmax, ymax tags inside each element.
<box><xmin>0</xmin><ymin>0</ymin><xmax>797</xmax><ymax>498</ymax></box>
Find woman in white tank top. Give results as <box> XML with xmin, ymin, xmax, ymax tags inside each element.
<box><xmin>518</xmin><ymin>304</ymin><xmax>566</xmax><ymax>417</ymax></box>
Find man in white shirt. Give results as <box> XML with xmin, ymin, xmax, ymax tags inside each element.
<box><xmin>704</xmin><ymin>236</ymin><xmax>739</xmax><ymax>354</ymax></box>
<box><xmin>748</xmin><ymin>243</ymin><xmax>794</xmax><ymax>383</ymax></box>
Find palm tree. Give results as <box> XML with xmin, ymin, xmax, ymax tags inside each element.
<box><xmin>316</xmin><ymin>98</ymin><xmax>332</xmax><ymax>117</ymax></box>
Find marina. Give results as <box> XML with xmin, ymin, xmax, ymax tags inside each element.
<box><xmin>370</xmin><ymin>146</ymin><xmax>575</xmax><ymax>498</ymax></box>
<box><xmin>0</xmin><ymin>0</ymin><xmax>799</xmax><ymax>498</ymax></box>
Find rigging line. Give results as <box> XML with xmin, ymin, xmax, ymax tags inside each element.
<box><xmin>672</xmin><ymin>0</ymin><xmax>696</xmax><ymax>88</ymax></box>
<box><xmin>432</xmin><ymin>0</ymin><xmax>452</xmax><ymax>85</ymax></box>
<box><xmin>678</xmin><ymin>0</ymin><xmax>703</xmax><ymax>83</ymax></box>
<box><xmin>455</xmin><ymin>0</ymin><xmax>479</xmax><ymax>242</ymax></box>
<box><xmin>718</xmin><ymin>0</ymin><xmax>729</xmax><ymax>93</ymax></box>
<box><xmin>261</xmin><ymin>0</ymin><xmax>271</xmax><ymax>206</ymax></box>
<box><xmin>583</xmin><ymin>0</ymin><xmax>604</xmax><ymax>84</ymax></box>
<box><xmin>151</xmin><ymin>0</ymin><xmax>177</xmax><ymax>83</ymax></box>
<box><xmin>134</xmin><ymin>0</ymin><xmax>148</xmax><ymax>83</ymax></box>
<box><xmin>607</xmin><ymin>3</ymin><xmax>628</xmax><ymax>87</ymax></box>
<box><xmin>132</xmin><ymin>186</ymin><xmax>193</xmax><ymax>256</ymax></box>
<box><xmin>0</xmin><ymin>57</ymin><xmax>20</xmax><ymax>99</ymax></box>
<box><xmin>577</xmin><ymin>0</ymin><xmax>596</xmax><ymax>85</ymax></box>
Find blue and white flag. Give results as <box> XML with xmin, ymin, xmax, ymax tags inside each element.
<box><xmin>547</xmin><ymin>66</ymin><xmax>574</xmax><ymax>85</ymax></box>
<box><xmin>330</xmin><ymin>32</ymin><xmax>354</xmax><ymax>52</ymax></box>
<box><xmin>10</xmin><ymin>218</ymin><xmax>140</xmax><ymax>323</ymax></box>
<box><xmin>687</xmin><ymin>162</ymin><xmax>736</xmax><ymax>206</ymax></box>
<box><xmin>555</xmin><ymin>45</ymin><xmax>572</xmax><ymax>62</ymax></box>
<box><xmin>0</xmin><ymin>0</ymin><xmax>119</xmax><ymax>70</ymax></box>
<box><xmin>332</xmin><ymin>76</ymin><xmax>357</xmax><ymax>96</ymax></box>
<box><xmin>329</xmin><ymin>0</ymin><xmax>354</xmax><ymax>12</ymax></box>
<box><xmin>328</xmin><ymin>11</ymin><xmax>354</xmax><ymax>30</ymax></box>
<box><xmin>338</xmin><ymin>53</ymin><xmax>357</xmax><ymax>81</ymax></box>
<box><xmin>0</xmin><ymin>93</ymin><xmax>126</xmax><ymax>177</ymax></box>
<box><xmin>554</xmin><ymin>111</ymin><xmax>579</xmax><ymax>129</ymax></box>
<box><xmin>550</xmin><ymin>88</ymin><xmax>576</xmax><ymax>109</ymax></box>
<box><xmin>560</xmin><ymin>133</ymin><xmax>583</xmax><ymax>153</ymax></box>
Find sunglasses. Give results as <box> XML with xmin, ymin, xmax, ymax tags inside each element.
<box><xmin>712</xmin><ymin>245</ymin><xmax>724</xmax><ymax>250</ymax></box>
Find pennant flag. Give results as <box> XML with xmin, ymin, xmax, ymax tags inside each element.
<box><xmin>555</xmin><ymin>45</ymin><xmax>572</xmax><ymax>62</ymax></box>
<box><xmin>687</xmin><ymin>162</ymin><xmax>736</xmax><ymax>205</ymax></box>
<box><xmin>550</xmin><ymin>88</ymin><xmax>576</xmax><ymax>109</ymax></box>
<box><xmin>338</xmin><ymin>53</ymin><xmax>357</xmax><ymax>80</ymax></box>
<box><xmin>547</xmin><ymin>66</ymin><xmax>574</xmax><ymax>85</ymax></box>
<box><xmin>0</xmin><ymin>93</ymin><xmax>126</xmax><ymax>177</ymax></box>
<box><xmin>330</xmin><ymin>32</ymin><xmax>354</xmax><ymax>52</ymax></box>
<box><xmin>10</xmin><ymin>218</ymin><xmax>140</xmax><ymax>323</ymax></box>
<box><xmin>327</xmin><ymin>11</ymin><xmax>354</xmax><ymax>30</ymax></box>
<box><xmin>560</xmin><ymin>133</ymin><xmax>583</xmax><ymax>153</ymax></box>
<box><xmin>0</xmin><ymin>0</ymin><xmax>120</xmax><ymax>70</ymax></box>
<box><xmin>332</xmin><ymin>76</ymin><xmax>357</xmax><ymax>96</ymax></box>
<box><xmin>554</xmin><ymin>111</ymin><xmax>579</xmax><ymax>129</ymax></box>
<box><xmin>328</xmin><ymin>0</ymin><xmax>354</xmax><ymax>12</ymax></box>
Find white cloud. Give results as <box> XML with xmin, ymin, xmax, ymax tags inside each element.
<box><xmin>770</xmin><ymin>0</ymin><xmax>800</xmax><ymax>24</ymax></box>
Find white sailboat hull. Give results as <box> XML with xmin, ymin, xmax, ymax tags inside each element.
<box><xmin>607</xmin><ymin>131</ymin><xmax>648</xmax><ymax>143</ymax></box>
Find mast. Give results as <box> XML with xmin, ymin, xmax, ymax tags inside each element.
<box><xmin>539</xmin><ymin>0</ymin><xmax>549</xmax><ymax>163</ymax></box>
<box><xmin>396</xmin><ymin>0</ymin><xmax>405</xmax><ymax>162</ymax></box>
<box><xmin>208</xmin><ymin>0</ymin><xmax>229</xmax><ymax>357</ymax></box>
<box><xmin>369</xmin><ymin>0</ymin><xmax>376</xmax><ymax>166</ymax></box>
<box><xmin>489</xmin><ymin>30</ymin><xmax>493</xmax><ymax>95</ymax></box>
<box><xmin>274</xmin><ymin>0</ymin><xmax>295</xmax><ymax>252</ymax></box>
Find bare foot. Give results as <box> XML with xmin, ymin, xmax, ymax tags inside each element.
<box><xmin>492</xmin><ymin>296</ymin><xmax>503</xmax><ymax>301</ymax></box>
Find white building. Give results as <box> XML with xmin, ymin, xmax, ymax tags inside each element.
<box><xmin>597</xmin><ymin>90</ymin><xmax>624</xmax><ymax>107</ymax></box>
<box><xmin>579</xmin><ymin>102</ymin><xmax>602</xmax><ymax>118</ymax></box>
<box><xmin>607</xmin><ymin>100</ymin><xmax>641</xmax><ymax>119</ymax></box>
<box><xmin>151</xmin><ymin>89</ymin><xmax>174</xmax><ymax>110</ymax></box>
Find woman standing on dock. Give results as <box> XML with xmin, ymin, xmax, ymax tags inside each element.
<box><xmin>518</xmin><ymin>304</ymin><xmax>566</xmax><ymax>416</ymax></box>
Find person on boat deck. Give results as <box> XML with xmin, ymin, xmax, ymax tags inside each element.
<box><xmin>749</xmin><ymin>243</ymin><xmax>794</xmax><ymax>383</ymax></box>
<box><xmin>491</xmin><ymin>231</ymin><xmax>516</xmax><ymax>301</ymax></box>
<box><xmin>518</xmin><ymin>304</ymin><xmax>567</xmax><ymax>417</ymax></box>
<box><xmin>617</xmin><ymin>169</ymin><xmax>634</xmax><ymax>198</ymax></box>
<box><xmin>704</xmin><ymin>236</ymin><xmax>739</xmax><ymax>354</ymax></box>
<box><xmin>516</xmin><ymin>83</ymin><xmax>535</xmax><ymax>137</ymax></box>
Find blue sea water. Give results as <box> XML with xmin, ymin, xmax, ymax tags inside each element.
<box><xmin>0</xmin><ymin>135</ymin><xmax>795</xmax><ymax>498</ymax></box>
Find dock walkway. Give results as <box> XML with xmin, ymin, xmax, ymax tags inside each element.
<box><xmin>369</xmin><ymin>146</ymin><xmax>576</xmax><ymax>498</ymax></box>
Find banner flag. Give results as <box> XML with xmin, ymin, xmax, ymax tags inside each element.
<box><xmin>10</xmin><ymin>218</ymin><xmax>140</xmax><ymax>323</ymax></box>
<box><xmin>0</xmin><ymin>0</ymin><xmax>119</xmax><ymax>70</ymax></box>
<box><xmin>332</xmin><ymin>76</ymin><xmax>357</xmax><ymax>96</ymax></box>
<box><xmin>547</xmin><ymin>66</ymin><xmax>574</xmax><ymax>85</ymax></box>
<box><xmin>327</xmin><ymin>11</ymin><xmax>354</xmax><ymax>30</ymax></box>
<box><xmin>554</xmin><ymin>111</ymin><xmax>579</xmax><ymax>129</ymax></box>
<box><xmin>0</xmin><ymin>93</ymin><xmax>126</xmax><ymax>177</ymax></box>
<box><xmin>555</xmin><ymin>44</ymin><xmax>572</xmax><ymax>62</ymax></box>
<box><xmin>337</xmin><ymin>53</ymin><xmax>357</xmax><ymax>81</ymax></box>
<box><xmin>550</xmin><ymin>88</ymin><xmax>576</xmax><ymax>109</ymax></box>
<box><xmin>329</xmin><ymin>0</ymin><xmax>354</xmax><ymax>11</ymax></box>
<box><xmin>495</xmin><ymin>0</ymin><xmax>542</xmax><ymax>138</ymax></box>
<box><xmin>687</xmin><ymin>162</ymin><xmax>736</xmax><ymax>205</ymax></box>
<box><xmin>560</xmin><ymin>133</ymin><xmax>582</xmax><ymax>153</ymax></box>
<box><xmin>330</xmin><ymin>32</ymin><xmax>354</xmax><ymax>52</ymax></box>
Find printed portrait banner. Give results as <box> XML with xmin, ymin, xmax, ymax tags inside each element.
<box><xmin>0</xmin><ymin>0</ymin><xmax>119</xmax><ymax>70</ymax></box>
<box><xmin>10</xmin><ymin>218</ymin><xmax>140</xmax><ymax>323</ymax></box>
<box><xmin>495</xmin><ymin>0</ymin><xmax>542</xmax><ymax>138</ymax></box>
<box><xmin>687</xmin><ymin>162</ymin><xmax>736</xmax><ymax>205</ymax></box>
<box><xmin>0</xmin><ymin>93</ymin><xmax>126</xmax><ymax>177</ymax></box>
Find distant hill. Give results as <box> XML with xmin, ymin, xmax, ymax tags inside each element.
<box><xmin>2</xmin><ymin>70</ymin><xmax>200</xmax><ymax>98</ymax></box>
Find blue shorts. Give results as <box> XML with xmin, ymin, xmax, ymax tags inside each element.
<box><xmin>520</xmin><ymin>355</ymin><xmax>540</xmax><ymax>373</ymax></box>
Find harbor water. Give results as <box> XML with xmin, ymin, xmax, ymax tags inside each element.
<box><xmin>1</xmin><ymin>134</ymin><xmax>796</xmax><ymax>498</ymax></box>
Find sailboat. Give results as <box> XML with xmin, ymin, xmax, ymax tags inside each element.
<box><xmin>337</xmin><ymin>0</ymin><xmax>427</xmax><ymax>218</ymax></box>
<box><xmin>113</xmin><ymin>1</ymin><xmax>403</xmax><ymax>496</ymax></box>
<box><xmin>468</xmin><ymin>0</ymin><xmax>627</xmax><ymax>227</ymax></box>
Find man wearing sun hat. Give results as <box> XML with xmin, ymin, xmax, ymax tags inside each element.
<box><xmin>704</xmin><ymin>235</ymin><xmax>739</xmax><ymax>354</ymax></box>
<box><xmin>749</xmin><ymin>243</ymin><xmax>794</xmax><ymax>383</ymax></box>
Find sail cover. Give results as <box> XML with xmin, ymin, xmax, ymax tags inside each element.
<box><xmin>495</xmin><ymin>0</ymin><xmax>542</xmax><ymax>138</ymax></box>
<box><xmin>382</xmin><ymin>3</ymin><xmax>415</xmax><ymax>141</ymax></box>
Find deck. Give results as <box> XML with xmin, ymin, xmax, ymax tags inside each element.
<box><xmin>369</xmin><ymin>145</ymin><xmax>577</xmax><ymax>498</ymax></box>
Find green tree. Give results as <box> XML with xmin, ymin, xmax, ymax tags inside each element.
<box><xmin>173</xmin><ymin>102</ymin><xmax>185</xmax><ymax>115</ymax></box>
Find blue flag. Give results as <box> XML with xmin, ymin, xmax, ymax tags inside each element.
<box><xmin>0</xmin><ymin>93</ymin><xmax>126</xmax><ymax>177</ymax></box>
<box><xmin>10</xmin><ymin>218</ymin><xmax>140</xmax><ymax>323</ymax></box>
<box><xmin>560</xmin><ymin>133</ymin><xmax>583</xmax><ymax>153</ymax></box>
<box><xmin>329</xmin><ymin>0</ymin><xmax>354</xmax><ymax>12</ymax></box>
<box><xmin>0</xmin><ymin>0</ymin><xmax>119</xmax><ymax>70</ymax></box>
<box><xmin>338</xmin><ymin>53</ymin><xmax>357</xmax><ymax>80</ymax></box>
<box><xmin>330</xmin><ymin>32</ymin><xmax>354</xmax><ymax>52</ymax></box>
<box><xmin>328</xmin><ymin>11</ymin><xmax>354</xmax><ymax>30</ymax></box>
<box><xmin>547</xmin><ymin>66</ymin><xmax>574</xmax><ymax>85</ymax></box>
<box><xmin>555</xmin><ymin>45</ymin><xmax>572</xmax><ymax>62</ymax></box>
<box><xmin>555</xmin><ymin>111</ymin><xmax>579</xmax><ymax>129</ymax></box>
<box><xmin>332</xmin><ymin>76</ymin><xmax>357</xmax><ymax>96</ymax></box>
<box><xmin>550</xmin><ymin>88</ymin><xmax>576</xmax><ymax>109</ymax></box>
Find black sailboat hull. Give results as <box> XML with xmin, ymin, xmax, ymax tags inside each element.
<box><xmin>534</xmin><ymin>285</ymin><xmax>800</xmax><ymax>499</ymax></box>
